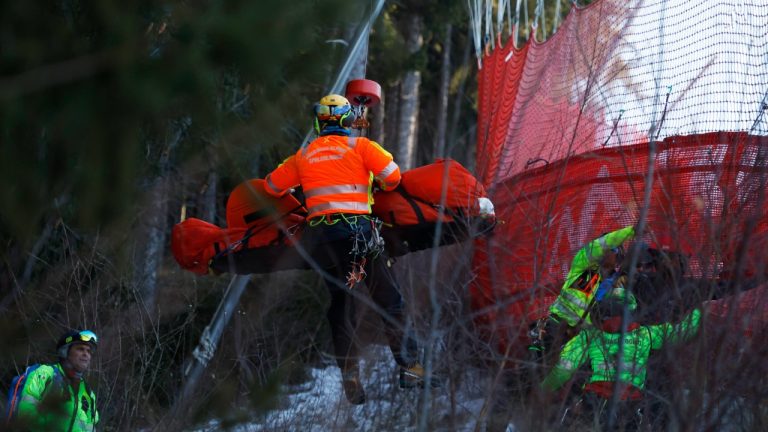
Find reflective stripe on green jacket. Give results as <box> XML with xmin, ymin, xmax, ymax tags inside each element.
<box><xmin>549</xmin><ymin>226</ymin><xmax>635</xmax><ymax>326</ymax></box>
<box><xmin>17</xmin><ymin>363</ymin><xmax>98</xmax><ymax>432</ymax></box>
<box><xmin>542</xmin><ymin>308</ymin><xmax>702</xmax><ymax>391</ymax></box>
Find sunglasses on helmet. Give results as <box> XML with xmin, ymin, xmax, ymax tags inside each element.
<box><xmin>314</xmin><ymin>103</ymin><xmax>351</xmax><ymax>121</ymax></box>
<box><xmin>65</xmin><ymin>330</ymin><xmax>98</xmax><ymax>345</ymax></box>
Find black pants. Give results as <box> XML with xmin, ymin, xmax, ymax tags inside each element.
<box><xmin>302</xmin><ymin>216</ymin><xmax>418</xmax><ymax>371</ymax></box>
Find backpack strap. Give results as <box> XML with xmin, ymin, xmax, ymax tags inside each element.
<box><xmin>394</xmin><ymin>184</ymin><xmax>467</xmax><ymax>225</ymax></box>
<box><xmin>215</xmin><ymin>203</ymin><xmax>306</xmax><ymax>260</ymax></box>
<box><xmin>394</xmin><ymin>185</ymin><xmax>427</xmax><ymax>225</ymax></box>
<box><xmin>5</xmin><ymin>367</ymin><xmax>33</xmax><ymax>421</ymax></box>
<box><xmin>5</xmin><ymin>363</ymin><xmax>63</xmax><ymax>423</ymax></box>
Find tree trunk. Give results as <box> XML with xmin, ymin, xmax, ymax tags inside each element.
<box><xmin>464</xmin><ymin>124</ymin><xmax>477</xmax><ymax>174</ymax></box>
<box><xmin>434</xmin><ymin>23</ymin><xmax>452</xmax><ymax>160</ymax></box>
<box><xmin>135</xmin><ymin>178</ymin><xmax>168</xmax><ymax>308</ymax></box>
<box><xmin>132</xmin><ymin>118</ymin><xmax>189</xmax><ymax>308</ymax></box>
<box><xmin>198</xmin><ymin>169</ymin><xmax>218</xmax><ymax>224</ymax></box>
<box><xmin>372</xmin><ymin>88</ymin><xmax>385</xmax><ymax>143</ymax></box>
<box><xmin>347</xmin><ymin>26</ymin><xmax>369</xmax><ymax>81</ymax></box>
<box><xmin>0</xmin><ymin>217</ymin><xmax>56</xmax><ymax>313</ymax></box>
<box><xmin>395</xmin><ymin>14</ymin><xmax>423</xmax><ymax>171</ymax></box>
<box><xmin>448</xmin><ymin>27</ymin><xmax>473</xmax><ymax>166</ymax></box>
<box><xmin>384</xmin><ymin>82</ymin><xmax>399</xmax><ymax>151</ymax></box>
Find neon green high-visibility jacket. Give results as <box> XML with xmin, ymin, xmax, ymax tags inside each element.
<box><xmin>549</xmin><ymin>226</ymin><xmax>635</xmax><ymax>326</ymax></box>
<box><xmin>16</xmin><ymin>363</ymin><xmax>99</xmax><ymax>432</ymax></box>
<box><xmin>542</xmin><ymin>308</ymin><xmax>702</xmax><ymax>393</ymax></box>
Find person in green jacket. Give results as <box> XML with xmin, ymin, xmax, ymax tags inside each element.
<box><xmin>530</xmin><ymin>225</ymin><xmax>636</xmax><ymax>358</ymax></box>
<box><xmin>14</xmin><ymin>329</ymin><xmax>99</xmax><ymax>431</ymax></box>
<box><xmin>541</xmin><ymin>288</ymin><xmax>701</xmax><ymax>429</ymax></box>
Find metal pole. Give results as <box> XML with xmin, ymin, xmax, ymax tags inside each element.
<box><xmin>177</xmin><ymin>275</ymin><xmax>250</xmax><ymax>406</ymax></box>
<box><xmin>301</xmin><ymin>0</ymin><xmax>386</xmax><ymax>146</ymax></box>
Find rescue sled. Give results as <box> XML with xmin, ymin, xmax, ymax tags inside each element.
<box><xmin>372</xmin><ymin>159</ymin><xmax>495</xmax><ymax>257</ymax></box>
<box><xmin>171</xmin><ymin>160</ymin><xmax>495</xmax><ymax>276</ymax></box>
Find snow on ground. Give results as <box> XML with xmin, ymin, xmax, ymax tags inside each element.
<box><xmin>194</xmin><ymin>345</ymin><xmax>503</xmax><ymax>431</ymax></box>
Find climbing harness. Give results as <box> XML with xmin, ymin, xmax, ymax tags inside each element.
<box><xmin>346</xmin><ymin>216</ymin><xmax>385</xmax><ymax>289</ymax></box>
<box><xmin>346</xmin><ymin>256</ymin><xmax>367</xmax><ymax>289</ymax></box>
<box><xmin>357</xmin><ymin>217</ymin><xmax>386</xmax><ymax>258</ymax></box>
<box><xmin>346</xmin><ymin>220</ymin><xmax>368</xmax><ymax>288</ymax></box>
<box><xmin>309</xmin><ymin>213</ymin><xmax>369</xmax><ymax>227</ymax></box>
<box><xmin>307</xmin><ymin>213</ymin><xmax>385</xmax><ymax>289</ymax></box>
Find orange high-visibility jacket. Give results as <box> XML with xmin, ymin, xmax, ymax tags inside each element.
<box><xmin>264</xmin><ymin>135</ymin><xmax>401</xmax><ymax>219</ymax></box>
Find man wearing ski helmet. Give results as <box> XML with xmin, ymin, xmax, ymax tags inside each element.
<box><xmin>14</xmin><ymin>329</ymin><xmax>99</xmax><ymax>431</ymax></box>
<box><xmin>263</xmin><ymin>94</ymin><xmax>428</xmax><ymax>404</ymax></box>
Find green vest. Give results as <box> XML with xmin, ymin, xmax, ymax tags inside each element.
<box><xmin>16</xmin><ymin>363</ymin><xmax>99</xmax><ymax>432</ymax></box>
<box><xmin>542</xmin><ymin>308</ymin><xmax>701</xmax><ymax>391</ymax></box>
<box><xmin>549</xmin><ymin>226</ymin><xmax>635</xmax><ymax>326</ymax></box>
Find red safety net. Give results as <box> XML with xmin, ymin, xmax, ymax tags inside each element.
<box><xmin>471</xmin><ymin>0</ymin><xmax>768</xmax><ymax>349</ymax></box>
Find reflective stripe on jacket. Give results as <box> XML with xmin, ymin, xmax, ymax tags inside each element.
<box><xmin>549</xmin><ymin>226</ymin><xmax>635</xmax><ymax>326</ymax></box>
<box><xmin>264</xmin><ymin>135</ymin><xmax>400</xmax><ymax>219</ymax></box>
<box><xmin>542</xmin><ymin>308</ymin><xmax>701</xmax><ymax>394</ymax></box>
<box><xmin>16</xmin><ymin>363</ymin><xmax>98</xmax><ymax>431</ymax></box>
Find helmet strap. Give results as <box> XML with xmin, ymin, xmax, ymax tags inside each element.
<box><xmin>319</xmin><ymin>124</ymin><xmax>351</xmax><ymax>136</ymax></box>
<box><xmin>58</xmin><ymin>344</ymin><xmax>70</xmax><ymax>359</ymax></box>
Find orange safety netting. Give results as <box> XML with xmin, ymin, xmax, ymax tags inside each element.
<box><xmin>471</xmin><ymin>0</ymin><xmax>768</xmax><ymax>347</ymax></box>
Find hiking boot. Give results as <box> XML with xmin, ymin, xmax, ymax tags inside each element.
<box><xmin>399</xmin><ymin>363</ymin><xmax>442</xmax><ymax>389</ymax></box>
<box><xmin>341</xmin><ymin>369</ymin><xmax>366</xmax><ymax>405</ymax></box>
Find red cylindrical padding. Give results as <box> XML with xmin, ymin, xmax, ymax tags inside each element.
<box><xmin>345</xmin><ymin>79</ymin><xmax>381</xmax><ymax>107</ymax></box>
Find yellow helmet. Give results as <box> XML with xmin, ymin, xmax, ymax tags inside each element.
<box><xmin>314</xmin><ymin>94</ymin><xmax>354</xmax><ymax>134</ymax></box>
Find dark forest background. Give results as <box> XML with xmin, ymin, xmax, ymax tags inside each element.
<box><xmin>6</xmin><ymin>1</ymin><xmax>765</xmax><ymax>431</ymax></box>
<box><xmin>0</xmin><ymin>1</ymin><xmax>484</xmax><ymax>429</ymax></box>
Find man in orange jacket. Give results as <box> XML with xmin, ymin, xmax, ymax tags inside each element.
<box><xmin>264</xmin><ymin>94</ymin><xmax>426</xmax><ymax>404</ymax></box>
